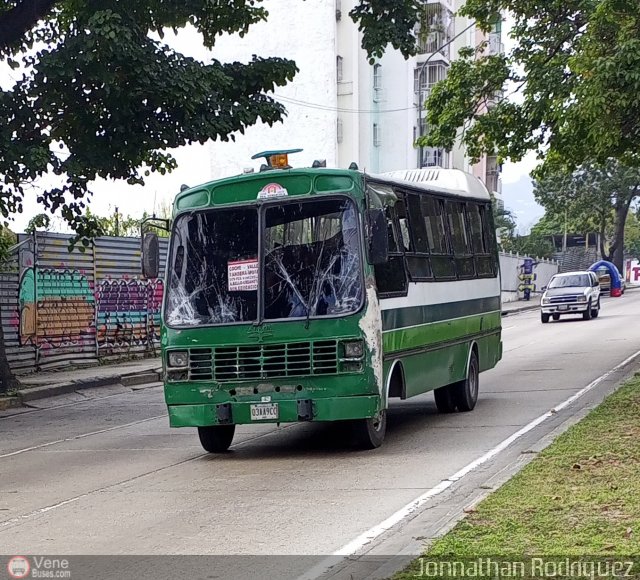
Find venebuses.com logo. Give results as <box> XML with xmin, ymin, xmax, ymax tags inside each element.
<box><xmin>6</xmin><ymin>556</ymin><xmax>71</xmax><ymax>579</ymax></box>
<box><xmin>7</xmin><ymin>556</ymin><xmax>30</xmax><ymax>579</ymax></box>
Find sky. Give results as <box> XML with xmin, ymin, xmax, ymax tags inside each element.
<box><xmin>2</xmin><ymin>9</ymin><xmax>545</xmax><ymax>235</ymax></box>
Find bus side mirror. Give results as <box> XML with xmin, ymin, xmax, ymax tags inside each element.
<box><xmin>366</xmin><ymin>208</ymin><xmax>388</xmax><ymax>265</ymax></box>
<box><xmin>142</xmin><ymin>232</ymin><xmax>160</xmax><ymax>279</ymax></box>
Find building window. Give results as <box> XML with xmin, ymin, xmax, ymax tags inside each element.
<box><xmin>373</xmin><ymin>123</ymin><xmax>382</xmax><ymax>147</ymax></box>
<box><xmin>336</xmin><ymin>56</ymin><xmax>343</xmax><ymax>83</ymax></box>
<box><xmin>373</xmin><ymin>64</ymin><xmax>382</xmax><ymax>102</ymax></box>
<box><xmin>414</xmin><ymin>63</ymin><xmax>448</xmax><ymax>96</ymax></box>
<box><xmin>337</xmin><ymin>118</ymin><xmax>344</xmax><ymax>144</ymax></box>
<box><xmin>416</xmin><ymin>4</ymin><xmax>454</xmax><ymax>58</ymax></box>
<box><xmin>422</xmin><ymin>148</ymin><xmax>446</xmax><ymax>167</ymax></box>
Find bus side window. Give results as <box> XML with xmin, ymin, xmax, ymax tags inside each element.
<box><xmin>422</xmin><ymin>197</ymin><xmax>456</xmax><ymax>280</ymax></box>
<box><xmin>467</xmin><ymin>203</ymin><xmax>495</xmax><ymax>277</ymax></box>
<box><xmin>385</xmin><ymin>206</ymin><xmax>399</xmax><ymax>253</ymax></box>
<box><xmin>403</xmin><ymin>193</ymin><xmax>432</xmax><ymax>280</ymax></box>
<box><xmin>374</xmin><ymin>200</ymin><xmax>408</xmax><ymax>297</ymax></box>
<box><xmin>447</xmin><ymin>201</ymin><xmax>475</xmax><ymax>279</ymax></box>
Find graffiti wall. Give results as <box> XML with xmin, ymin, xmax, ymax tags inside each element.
<box><xmin>1</xmin><ymin>233</ymin><xmax>168</xmax><ymax>372</ymax></box>
<box><xmin>96</xmin><ymin>278</ymin><xmax>164</xmax><ymax>356</ymax></box>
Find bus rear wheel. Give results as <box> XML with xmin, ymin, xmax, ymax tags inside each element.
<box><xmin>352</xmin><ymin>410</ymin><xmax>386</xmax><ymax>449</ymax></box>
<box><xmin>451</xmin><ymin>351</ymin><xmax>479</xmax><ymax>412</ymax></box>
<box><xmin>434</xmin><ymin>385</ymin><xmax>456</xmax><ymax>413</ymax></box>
<box><xmin>198</xmin><ymin>425</ymin><xmax>235</xmax><ymax>453</ymax></box>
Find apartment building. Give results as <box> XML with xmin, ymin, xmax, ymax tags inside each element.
<box><xmin>208</xmin><ymin>0</ymin><xmax>503</xmax><ymax>199</ymax></box>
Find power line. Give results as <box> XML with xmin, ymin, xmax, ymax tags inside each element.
<box><xmin>272</xmin><ymin>19</ymin><xmax>478</xmax><ymax>116</ymax></box>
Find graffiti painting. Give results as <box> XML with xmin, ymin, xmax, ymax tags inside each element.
<box><xmin>96</xmin><ymin>278</ymin><xmax>164</xmax><ymax>355</ymax></box>
<box><xmin>18</xmin><ymin>268</ymin><xmax>96</xmax><ymax>350</ymax></box>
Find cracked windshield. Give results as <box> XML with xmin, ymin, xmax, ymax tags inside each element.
<box><xmin>165</xmin><ymin>198</ymin><xmax>362</xmax><ymax>325</ymax></box>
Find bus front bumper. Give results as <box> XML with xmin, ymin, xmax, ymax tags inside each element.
<box><xmin>167</xmin><ymin>395</ymin><xmax>381</xmax><ymax>427</ymax></box>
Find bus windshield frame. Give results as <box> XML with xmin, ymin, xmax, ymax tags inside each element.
<box><xmin>164</xmin><ymin>194</ymin><xmax>365</xmax><ymax>329</ymax></box>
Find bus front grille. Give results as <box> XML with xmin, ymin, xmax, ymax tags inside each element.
<box><xmin>188</xmin><ymin>340</ymin><xmax>339</xmax><ymax>382</ymax></box>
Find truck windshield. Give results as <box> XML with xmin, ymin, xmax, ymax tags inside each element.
<box><xmin>548</xmin><ymin>274</ymin><xmax>591</xmax><ymax>288</ymax></box>
<box><xmin>165</xmin><ymin>197</ymin><xmax>362</xmax><ymax>327</ymax></box>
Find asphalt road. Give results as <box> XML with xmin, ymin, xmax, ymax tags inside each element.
<box><xmin>1</xmin><ymin>291</ymin><xmax>639</xmax><ymax>579</ymax></box>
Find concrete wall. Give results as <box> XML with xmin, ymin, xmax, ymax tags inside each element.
<box><xmin>499</xmin><ymin>252</ymin><xmax>559</xmax><ymax>303</ymax></box>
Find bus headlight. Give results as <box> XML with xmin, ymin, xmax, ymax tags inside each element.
<box><xmin>168</xmin><ymin>350</ymin><xmax>188</xmax><ymax>368</ymax></box>
<box><xmin>342</xmin><ymin>340</ymin><xmax>364</xmax><ymax>358</ymax></box>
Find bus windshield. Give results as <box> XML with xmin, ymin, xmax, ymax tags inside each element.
<box><xmin>165</xmin><ymin>197</ymin><xmax>363</xmax><ymax>326</ymax></box>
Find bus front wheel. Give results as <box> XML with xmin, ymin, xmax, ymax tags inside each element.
<box><xmin>198</xmin><ymin>425</ymin><xmax>236</xmax><ymax>453</ymax></box>
<box><xmin>352</xmin><ymin>410</ymin><xmax>387</xmax><ymax>449</ymax></box>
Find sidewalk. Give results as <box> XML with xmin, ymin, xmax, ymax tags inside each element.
<box><xmin>501</xmin><ymin>294</ymin><xmax>541</xmax><ymax>315</ymax></box>
<box><xmin>0</xmin><ymin>358</ymin><xmax>162</xmax><ymax>411</ymax></box>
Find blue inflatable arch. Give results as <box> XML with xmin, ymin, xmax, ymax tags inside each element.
<box><xmin>588</xmin><ymin>260</ymin><xmax>622</xmax><ymax>290</ymax></box>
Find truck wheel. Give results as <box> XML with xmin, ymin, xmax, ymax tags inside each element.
<box><xmin>352</xmin><ymin>410</ymin><xmax>386</xmax><ymax>449</ymax></box>
<box><xmin>198</xmin><ymin>425</ymin><xmax>235</xmax><ymax>453</ymax></box>
<box><xmin>541</xmin><ymin>312</ymin><xmax>550</xmax><ymax>323</ymax></box>
<box><xmin>452</xmin><ymin>351</ymin><xmax>479</xmax><ymax>412</ymax></box>
<box><xmin>434</xmin><ymin>385</ymin><xmax>456</xmax><ymax>413</ymax></box>
<box><xmin>591</xmin><ymin>300</ymin><xmax>600</xmax><ymax>318</ymax></box>
<box><xmin>552</xmin><ymin>314</ymin><xmax>560</xmax><ymax>321</ymax></box>
<box><xmin>583</xmin><ymin>301</ymin><xmax>592</xmax><ymax>320</ymax></box>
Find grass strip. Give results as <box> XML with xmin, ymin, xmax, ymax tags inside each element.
<box><xmin>394</xmin><ymin>374</ymin><xmax>640</xmax><ymax>578</ymax></box>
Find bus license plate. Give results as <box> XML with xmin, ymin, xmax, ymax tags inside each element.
<box><xmin>250</xmin><ymin>403</ymin><xmax>278</xmax><ymax>421</ymax></box>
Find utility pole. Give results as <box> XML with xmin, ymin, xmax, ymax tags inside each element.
<box><xmin>416</xmin><ymin>20</ymin><xmax>476</xmax><ymax>167</ymax></box>
<box><xmin>115</xmin><ymin>206</ymin><xmax>120</xmax><ymax>237</ymax></box>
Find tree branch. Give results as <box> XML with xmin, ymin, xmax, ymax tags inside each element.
<box><xmin>0</xmin><ymin>0</ymin><xmax>59</xmax><ymax>50</ymax></box>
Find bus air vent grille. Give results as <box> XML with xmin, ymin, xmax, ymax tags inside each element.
<box><xmin>188</xmin><ymin>340</ymin><xmax>339</xmax><ymax>381</ymax></box>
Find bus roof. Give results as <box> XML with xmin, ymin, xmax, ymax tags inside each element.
<box><xmin>174</xmin><ymin>167</ymin><xmax>491</xmax><ymax>212</ymax></box>
<box><xmin>373</xmin><ymin>168</ymin><xmax>492</xmax><ymax>201</ymax></box>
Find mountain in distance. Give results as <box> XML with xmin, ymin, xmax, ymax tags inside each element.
<box><xmin>501</xmin><ymin>174</ymin><xmax>545</xmax><ymax>235</ymax></box>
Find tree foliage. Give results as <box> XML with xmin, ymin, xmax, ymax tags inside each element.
<box><xmin>0</xmin><ymin>1</ymin><xmax>300</xmax><ymax>241</ymax></box>
<box><xmin>533</xmin><ymin>159</ymin><xmax>640</xmax><ymax>269</ymax></box>
<box><xmin>87</xmin><ymin>204</ymin><xmax>172</xmax><ymax>238</ymax></box>
<box><xmin>415</xmin><ymin>0</ymin><xmax>640</xmax><ymax>175</ymax></box>
<box><xmin>0</xmin><ymin>0</ymin><xmax>432</xmax><ymax>243</ymax></box>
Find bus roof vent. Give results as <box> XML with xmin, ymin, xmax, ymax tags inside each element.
<box><xmin>379</xmin><ymin>168</ymin><xmax>490</xmax><ymax>199</ymax></box>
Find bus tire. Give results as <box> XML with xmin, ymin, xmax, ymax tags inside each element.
<box><xmin>434</xmin><ymin>385</ymin><xmax>456</xmax><ymax>413</ymax></box>
<box><xmin>452</xmin><ymin>351</ymin><xmax>479</xmax><ymax>412</ymax></box>
<box><xmin>198</xmin><ymin>425</ymin><xmax>235</xmax><ymax>453</ymax></box>
<box><xmin>352</xmin><ymin>410</ymin><xmax>386</xmax><ymax>449</ymax></box>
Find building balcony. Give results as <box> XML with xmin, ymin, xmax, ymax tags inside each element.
<box><xmin>488</xmin><ymin>33</ymin><xmax>504</xmax><ymax>55</ymax></box>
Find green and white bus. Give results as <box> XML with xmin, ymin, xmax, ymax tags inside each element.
<box><xmin>146</xmin><ymin>150</ymin><xmax>502</xmax><ymax>452</ymax></box>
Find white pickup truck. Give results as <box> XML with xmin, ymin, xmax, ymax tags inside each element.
<box><xmin>540</xmin><ymin>271</ymin><xmax>601</xmax><ymax>323</ymax></box>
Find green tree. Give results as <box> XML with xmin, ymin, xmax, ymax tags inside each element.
<box><xmin>25</xmin><ymin>213</ymin><xmax>52</xmax><ymax>234</ymax></box>
<box><xmin>411</xmin><ymin>0</ymin><xmax>640</xmax><ymax>176</ymax></box>
<box><xmin>533</xmin><ymin>159</ymin><xmax>640</xmax><ymax>270</ymax></box>
<box><xmin>0</xmin><ymin>1</ymin><xmax>418</xmax><ymax>243</ymax></box>
<box><xmin>0</xmin><ymin>1</ymin><xmax>300</xmax><ymax>241</ymax></box>
<box><xmin>507</xmin><ymin>233</ymin><xmax>556</xmax><ymax>260</ymax></box>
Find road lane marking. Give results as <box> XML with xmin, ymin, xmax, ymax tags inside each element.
<box><xmin>0</xmin><ymin>424</ymin><xmax>297</xmax><ymax>530</ymax></box>
<box><xmin>297</xmin><ymin>347</ymin><xmax>640</xmax><ymax>580</ymax></box>
<box><xmin>0</xmin><ymin>415</ymin><xmax>166</xmax><ymax>459</ymax></box>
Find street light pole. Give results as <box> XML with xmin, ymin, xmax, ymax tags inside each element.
<box><xmin>416</xmin><ymin>20</ymin><xmax>477</xmax><ymax>167</ymax></box>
